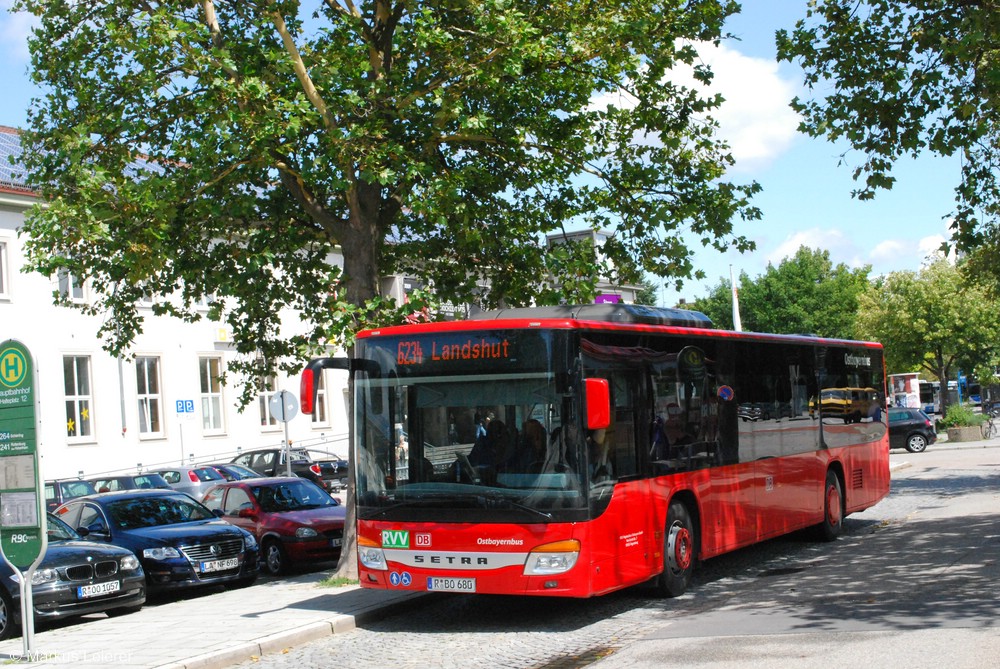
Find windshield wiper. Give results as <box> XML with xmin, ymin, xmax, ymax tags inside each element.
<box><xmin>364</xmin><ymin>493</ymin><xmax>469</xmax><ymax>519</ymax></box>
<box><xmin>478</xmin><ymin>493</ymin><xmax>553</xmax><ymax>521</ymax></box>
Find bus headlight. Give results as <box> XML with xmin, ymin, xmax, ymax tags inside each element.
<box><xmin>523</xmin><ymin>540</ymin><xmax>580</xmax><ymax>575</ymax></box>
<box><xmin>358</xmin><ymin>535</ymin><xmax>387</xmax><ymax>571</ymax></box>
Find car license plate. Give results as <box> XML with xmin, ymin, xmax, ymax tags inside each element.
<box><xmin>330</xmin><ymin>538</ymin><xmax>342</xmax><ymax>548</ymax></box>
<box><xmin>77</xmin><ymin>581</ymin><xmax>121</xmax><ymax>599</ymax></box>
<box><xmin>426</xmin><ymin>577</ymin><xmax>476</xmax><ymax>593</ymax></box>
<box><xmin>200</xmin><ymin>557</ymin><xmax>239</xmax><ymax>573</ymax></box>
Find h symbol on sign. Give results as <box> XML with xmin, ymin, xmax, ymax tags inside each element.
<box><xmin>3</xmin><ymin>355</ymin><xmax>22</xmax><ymax>380</ymax></box>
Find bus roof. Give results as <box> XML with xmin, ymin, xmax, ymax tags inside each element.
<box><xmin>471</xmin><ymin>304</ymin><xmax>714</xmax><ymax>328</ymax></box>
<box><xmin>356</xmin><ymin>304</ymin><xmax>882</xmax><ymax>349</ymax></box>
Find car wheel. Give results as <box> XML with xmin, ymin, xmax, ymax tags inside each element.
<box><xmin>905</xmin><ymin>433</ymin><xmax>928</xmax><ymax>453</ymax></box>
<box><xmin>263</xmin><ymin>539</ymin><xmax>287</xmax><ymax>575</ymax></box>
<box><xmin>0</xmin><ymin>588</ymin><xmax>17</xmax><ymax>640</ymax></box>
<box><xmin>659</xmin><ymin>500</ymin><xmax>696</xmax><ymax>598</ymax></box>
<box><xmin>816</xmin><ymin>470</ymin><xmax>844</xmax><ymax>541</ymax></box>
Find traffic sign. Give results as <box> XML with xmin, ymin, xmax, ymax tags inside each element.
<box><xmin>268</xmin><ymin>390</ymin><xmax>299</xmax><ymax>423</ymax></box>
<box><xmin>0</xmin><ymin>339</ymin><xmax>47</xmax><ymax>652</ymax></box>
<box><xmin>0</xmin><ymin>340</ymin><xmax>45</xmax><ymax>568</ymax></box>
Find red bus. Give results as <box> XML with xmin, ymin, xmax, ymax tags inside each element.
<box><xmin>300</xmin><ymin>304</ymin><xmax>889</xmax><ymax>598</ymax></box>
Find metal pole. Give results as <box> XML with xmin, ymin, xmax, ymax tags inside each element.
<box><xmin>282</xmin><ymin>390</ymin><xmax>293</xmax><ymax>476</ymax></box>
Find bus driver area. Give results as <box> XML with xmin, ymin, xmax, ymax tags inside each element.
<box><xmin>300</xmin><ymin>304</ymin><xmax>890</xmax><ymax>599</ymax></box>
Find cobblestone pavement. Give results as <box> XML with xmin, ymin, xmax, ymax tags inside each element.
<box><xmin>233</xmin><ymin>516</ymin><xmax>887</xmax><ymax>669</ymax></box>
<box><xmin>234</xmin><ymin>447</ymin><xmax>991</xmax><ymax>669</ymax></box>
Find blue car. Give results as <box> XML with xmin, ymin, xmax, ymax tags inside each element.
<box><xmin>53</xmin><ymin>489</ymin><xmax>258</xmax><ymax>593</ymax></box>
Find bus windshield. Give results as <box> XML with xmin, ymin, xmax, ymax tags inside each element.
<box><xmin>354</xmin><ymin>331</ymin><xmax>588</xmax><ymax>523</ymax></box>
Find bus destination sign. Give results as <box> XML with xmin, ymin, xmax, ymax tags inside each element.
<box><xmin>397</xmin><ymin>336</ymin><xmax>512</xmax><ymax>366</ymax></box>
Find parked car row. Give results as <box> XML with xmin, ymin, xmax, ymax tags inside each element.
<box><xmin>45</xmin><ymin>448</ymin><xmax>350</xmax><ymax>514</ymax></box>
<box><xmin>23</xmin><ymin>456</ymin><xmax>348</xmax><ymax>641</ymax></box>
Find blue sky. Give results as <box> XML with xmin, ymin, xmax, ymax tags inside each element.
<box><xmin>0</xmin><ymin>2</ymin><xmax>960</xmax><ymax>305</ymax></box>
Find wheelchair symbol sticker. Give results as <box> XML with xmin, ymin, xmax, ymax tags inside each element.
<box><xmin>389</xmin><ymin>572</ymin><xmax>412</xmax><ymax>587</ymax></box>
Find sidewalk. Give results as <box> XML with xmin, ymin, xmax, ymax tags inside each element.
<box><xmin>0</xmin><ymin>572</ymin><xmax>424</xmax><ymax>669</ymax></box>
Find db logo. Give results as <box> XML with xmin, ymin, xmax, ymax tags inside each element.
<box><xmin>414</xmin><ymin>533</ymin><xmax>432</xmax><ymax>547</ymax></box>
<box><xmin>10</xmin><ymin>534</ymin><xmax>32</xmax><ymax>544</ymax></box>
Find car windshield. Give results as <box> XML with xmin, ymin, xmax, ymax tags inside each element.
<box><xmin>250</xmin><ymin>480</ymin><xmax>336</xmax><ymax>512</ymax></box>
<box><xmin>105</xmin><ymin>494</ymin><xmax>216</xmax><ymax>529</ymax></box>
<box><xmin>60</xmin><ymin>480</ymin><xmax>97</xmax><ymax>497</ymax></box>
<box><xmin>47</xmin><ymin>513</ymin><xmax>81</xmax><ymax>541</ymax></box>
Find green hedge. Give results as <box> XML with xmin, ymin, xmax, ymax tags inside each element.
<box><xmin>937</xmin><ymin>403</ymin><xmax>984</xmax><ymax>428</ymax></box>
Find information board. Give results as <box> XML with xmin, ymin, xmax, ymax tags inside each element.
<box><xmin>0</xmin><ymin>340</ymin><xmax>45</xmax><ymax>569</ymax></box>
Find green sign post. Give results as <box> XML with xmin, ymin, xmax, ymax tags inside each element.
<box><xmin>0</xmin><ymin>339</ymin><xmax>47</xmax><ymax>655</ymax></box>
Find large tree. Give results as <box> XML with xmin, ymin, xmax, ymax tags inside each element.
<box><xmin>776</xmin><ymin>1</ymin><xmax>1000</xmax><ymax>288</ymax></box>
<box><xmin>856</xmin><ymin>257</ymin><xmax>1000</xmax><ymax>417</ymax></box>
<box><xmin>686</xmin><ymin>246</ymin><xmax>870</xmax><ymax>338</ymax></box>
<box><xmin>14</xmin><ymin>1</ymin><xmax>760</xmax><ymax>577</ymax></box>
<box><xmin>15</xmin><ymin>0</ymin><xmax>759</xmax><ymax>400</ymax></box>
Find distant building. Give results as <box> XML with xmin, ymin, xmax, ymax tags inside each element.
<box><xmin>546</xmin><ymin>228</ymin><xmax>642</xmax><ymax>304</ymax></box>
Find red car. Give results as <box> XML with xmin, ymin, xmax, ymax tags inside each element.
<box><xmin>202</xmin><ymin>477</ymin><xmax>346</xmax><ymax>575</ymax></box>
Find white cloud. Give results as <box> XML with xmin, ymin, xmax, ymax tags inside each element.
<box><xmin>676</xmin><ymin>42</ymin><xmax>802</xmax><ymax>170</ymax></box>
<box><xmin>589</xmin><ymin>42</ymin><xmax>801</xmax><ymax>170</ymax></box>
<box><xmin>918</xmin><ymin>233</ymin><xmax>948</xmax><ymax>260</ymax></box>
<box><xmin>767</xmin><ymin>228</ymin><xmax>853</xmax><ymax>266</ymax></box>
<box><xmin>870</xmin><ymin>239</ymin><xmax>909</xmax><ymax>265</ymax></box>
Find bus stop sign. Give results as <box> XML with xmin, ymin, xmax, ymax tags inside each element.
<box><xmin>0</xmin><ymin>340</ymin><xmax>45</xmax><ymax>569</ymax></box>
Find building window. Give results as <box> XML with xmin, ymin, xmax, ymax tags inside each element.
<box><xmin>136</xmin><ymin>356</ymin><xmax>163</xmax><ymax>436</ymax></box>
<box><xmin>63</xmin><ymin>355</ymin><xmax>94</xmax><ymax>440</ymax></box>
<box><xmin>57</xmin><ymin>268</ymin><xmax>86</xmax><ymax>303</ymax></box>
<box><xmin>311</xmin><ymin>373</ymin><xmax>329</xmax><ymax>427</ymax></box>
<box><xmin>0</xmin><ymin>240</ymin><xmax>9</xmax><ymax>299</ymax></box>
<box><xmin>258</xmin><ymin>373</ymin><xmax>279</xmax><ymax>429</ymax></box>
<box><xmin>199</xmin><ymin>356</ymin><xmax>225</xmax><ymax>434</ymax></box>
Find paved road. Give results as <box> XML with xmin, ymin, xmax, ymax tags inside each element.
<box><xmin>234</xmin><ymin>442</ymin><xmax>1000</xmax><ymax>669</ymax></box>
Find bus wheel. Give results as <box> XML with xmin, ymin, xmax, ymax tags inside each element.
<box><xmin>660</xmin><ymin>500</ymin><xmax>696</xmax><ymax>597</ymax></box>
<box><xmin>818</xmin><ymin>470</ymin><xmax>844</xmax><ymax>541</ymax></box>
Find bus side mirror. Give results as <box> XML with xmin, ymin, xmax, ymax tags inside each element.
<box><xmin>300</xmin><ymin>357</ymin><xmax>382</xmax><ymax>415</ymax></box>
<box><xmin>300</xmin><ymin>357</ymin><xmax>352</xmax><ymax>414</ymax></box>
<box><xmin>585</xmin><ymin>378</ymin><xmax>611</xmax><ymax>430</ymax></box>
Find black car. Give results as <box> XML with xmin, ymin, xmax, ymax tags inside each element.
<box><xmin>0</xmin><ymin>513</ymin><xmax>146</xmax><ymax>640</ymax></box>
<box><xmin>888</xmin><ymin>407</ymin><xmax>937</xmax><ymax>453</ymax></box>
<box><xmin>53</xmin><ymin>489</ymin><xmax>259</xmax><ymax>593</ymax></box>
<box><xmin>231</xmin><ymin>448</ymin><xmax>346</xmax><ymax>491</ymax></box>
<box><xmin>44</xmin><ymin>479</ymin><xmax>98</xmax><ymax>512</ymax></box>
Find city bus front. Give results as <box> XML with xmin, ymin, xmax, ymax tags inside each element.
<box><xmin>351</xmin><ymin>325</ymin><xmax>608</xmax><ymax>597</ymax></box>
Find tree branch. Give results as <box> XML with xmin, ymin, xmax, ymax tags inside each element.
<box><xmin>270</xmin><ymin>6</ymin><xmax>338</xmax><ymax>132</ymax></box>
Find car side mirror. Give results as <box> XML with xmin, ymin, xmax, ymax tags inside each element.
<box><xmin>212</xmin><ymin>509</ymin><xmax>225</xmax><ymax>518</ymax></box>
<box><xmin>75</xmin><ymin>526</ymin><xmax>89</xmax><ymax>537</ymax></box>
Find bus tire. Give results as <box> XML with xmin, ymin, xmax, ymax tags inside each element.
<box><xmin>659</xmin><ymin>500</ymin><xmax>696</xmax><ymax>597</ymax></box>
<box><xmin>817</xmin><ymin>470</ymin><xmax>844</xmax><ymax>542</ymax></box>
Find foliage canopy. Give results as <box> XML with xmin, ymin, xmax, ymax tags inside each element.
<box><xmin>855</xmin><ymin>257</ymin><xmax>1000</xmax><ymax>416</ymax></box>
<box><xmin>776</xmin><ymin>0</ymin><xmax>1000</xmax><ymax>288</ymax></box>
<box><xmin>14</xmin><ymin>0</ymin><xmax>760</xmax><ymax>403</ymax></box>
<box><xmin>686</xmin><ymin>246</ymin><xmax>870</xmax><ymax>339</ymax></box>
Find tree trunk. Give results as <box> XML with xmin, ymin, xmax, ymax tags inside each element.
<box><xmin>329</xmin><ymin>181</ymin><xmax>384</xmax><ymax>581</ymax></box>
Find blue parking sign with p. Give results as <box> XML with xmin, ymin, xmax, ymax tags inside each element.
<box><xmin>176</xmin><ymin>400</ymin><xmax>195</xmax><ymax>414</ymax></box>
